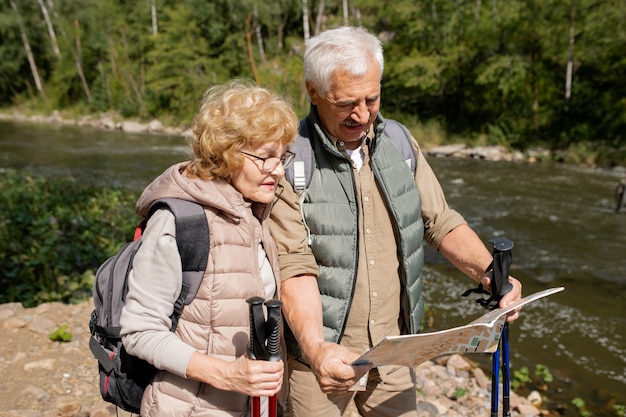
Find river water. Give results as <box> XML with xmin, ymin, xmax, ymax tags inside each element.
<box><xmin>1</xmin><ymin>120</ymin><xmax>624</xmax><ymax>414</ymax></box>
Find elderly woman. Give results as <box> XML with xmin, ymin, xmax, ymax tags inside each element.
<box><xmin>120</xmin><ymin>79</ymin><xmax>298</xmax><ymax>416</ymax></box>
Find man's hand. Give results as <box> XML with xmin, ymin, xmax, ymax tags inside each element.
<box><xmin>439</xmin><ymin>225</ymin><xmax>524</xmax><ymax>322</ymax></box>
<box><xmin>305</xmin><ymin>342</ymin><xmax>373</xmax><ymax>394</ymax></box>
<box><xmin>281</xmin><ymin>275</ymin><xmax>372</xmax><ymax>393</ymax></box>
<box><xmin>480</xmin><ymin>274</ymin><xmax>523</xmax><ymax>322</ymax></box>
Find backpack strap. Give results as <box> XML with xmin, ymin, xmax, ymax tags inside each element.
<box><xmin>382</xmin><ymin>119</ymin><xmax>417</xmax><ymax>173</ymax></box>
<box><xmin>147</xmin><ymin>198</ymin><xmax>209</xmax><ymax>331</ymax></box>
<box><xmin>89</xmin><ymin>310</ymin><xmax>117</xmax><ymax>373</ymax></box>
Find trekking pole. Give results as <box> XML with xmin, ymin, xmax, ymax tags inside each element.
<box><xmin>489</xmin><ymin>237</ymin><xmax>514</xmax><ymax>417</ymax></box>
<box><xmin>264</xmin><ymin>299</ymin><xmax>283</xmax><ymax>417</ymax></box>
<box><xmin>462</xmin><ymin>237</ymin><xmax>514</xmax><ymax>417</ymax></box>
<box><xmin>247</xmin><ymin>297</ymin><xmax>283</xmax><ymax>417</ymax></box>
<box><xmin>247</xmin><ymin>296</ymin><xmax>265</xmax><ymax>417</ymax></box>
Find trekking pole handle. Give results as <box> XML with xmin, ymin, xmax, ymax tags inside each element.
<box><xmin>488</xmin><ymin>237</ymin><xmax>514</xmax><ymax>299</ymax></box>
<box><xmin>246</xmin><ymin>296</ymin><xmax>265</xmax><ymax>360</ymax></box>
<box><xmin>264</xmin><ymin>299</ymin><xmax>283</xmax><ymax>362</ymax></box>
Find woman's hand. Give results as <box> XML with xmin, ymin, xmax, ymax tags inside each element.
<box><xmin>186</xmin><ymin>351</ymin><xmax>284</xmax><ymax>397</ymax></box>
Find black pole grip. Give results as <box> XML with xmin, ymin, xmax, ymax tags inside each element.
<box><xmin>246</xmin><ymin>296</ymin><xmax>265</xmax><ymax>360</ymax></box>
<box><xmin>264</xmin><ymin>299</ymin><xmax>283</xmax><ymax>362</ymax></box>
<box><xmin>488</xmin><ymin>237</ymin><xmax>514</xmax><ymax>299</ymax></box>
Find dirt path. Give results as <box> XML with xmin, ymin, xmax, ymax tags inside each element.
<box><xmin>0</xmin><ymin>300</ymin><xmax>544</xmax><ymax>417</ymax></box>
<box><xmin>0</xmin><ymin>300</ymin><xmax>122</xmax><ymax>416</ymax></box>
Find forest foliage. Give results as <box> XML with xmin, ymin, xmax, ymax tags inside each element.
<box><xmin>0</xmin><ymin>169</ymin><xmax>138</xmax><ymax>306</ymax></box>
<box><xmin>1</xmin><ymin>0</ymin><xmax>625</xmax><ymax>158</ymax></box>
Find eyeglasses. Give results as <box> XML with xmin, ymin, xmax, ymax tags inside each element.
<box><xmin>240</xmin><ymin>150</ymin><xmax>296</xmax><ymax>172</ymax></box>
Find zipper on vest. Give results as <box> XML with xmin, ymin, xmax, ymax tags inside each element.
<box><xmin>336</xmin><ymin>167</ymin><xmax>359</xmax><ymax>344</ymax></box>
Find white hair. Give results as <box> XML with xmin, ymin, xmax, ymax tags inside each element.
<box><xmin>303</xmin><ymin>26</ymin><xmax>384</xmax><ymax>97</ymax></box>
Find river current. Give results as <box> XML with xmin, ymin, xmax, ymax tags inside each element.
<box><xmin>1</xmin><ymin>120</ymin><xmax>624</xmax><ymax>414</ymax></box>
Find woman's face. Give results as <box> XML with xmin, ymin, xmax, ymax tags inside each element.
<box><xmin>230</xmin><ymin>141</ymin><xmax>288</xmax><ymax>204</ymax></box>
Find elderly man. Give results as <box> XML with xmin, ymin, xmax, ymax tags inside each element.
<box><xmin>269</xmin><ymin>26</ymin><xmax>523</xmax><ymax>417</ymax></box>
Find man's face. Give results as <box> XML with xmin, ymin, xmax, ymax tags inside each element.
<box><xmin>307</xmin><ymin>61</ymin><xmax>381</xmax><ymax>150</ymax></box>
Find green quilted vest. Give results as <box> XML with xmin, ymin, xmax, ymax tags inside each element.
<box><xmin>285</xmin><ymin>111</ymin><xmax>425</xmax><ymax>361</ymax></box>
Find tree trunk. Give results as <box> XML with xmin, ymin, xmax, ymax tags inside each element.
<box><xmin>245</xmin><ymin>15</ymin><xmax>260</xmax><ymax>83</ymax></box>
<box><xmin>314</xmin><ymin>0</ymin><xmax>325</xmax><ymax>36</ymax></box>
<box><xmin>97</xmin><ymin>61</ymin><xmax>112</xmax><ymax>107</ymax></box>
<box><xmin>151</xmin><ymin>0</ymin><xmax>158</xmax><ymax>35</ymax></box>
<box><xmin>277</xmin><ymin>17</ymin><xmax>284</xmax><ymax>51</ymax></box>
<box><xmin>10</xmin><ymin>0</ymin><xmax>47</xmax><ymax>100</ymax></box>
<box><xmin>74</xmin><ymin>19</ymin><xmax>92</xmax><ymax>102</ymax></box>
<box><xmin>253</xmin><ymin>2</ymin><xmax>266</xmax><ymax>63</ymax></box>
<box><xmin>108</xmin><ymin>39</ymin><xmax>133</xmax><ymax>103</ymax></box>
<box><xmin>343</xmin><ymin>0</ymin><xmax>348</xmax><ymax>25</ymax></box>
<box><xmin>565</xmin><ymin>6</ymin><xmax>576</xmax><ymax>111</ymax></box>
<box><xmin>37</xmin><ymin>0</ymin><xmax>60</xmax><ymax>58</ymax></box>
<box><xmin>302</xmin><ymin>0</ymin><xmax>310</xmax><ymax>44</ymax></box>
<box><xmin>118</xmin><ymin>30</ymin><xmax>144</xmax><ymax>107</ymax></box>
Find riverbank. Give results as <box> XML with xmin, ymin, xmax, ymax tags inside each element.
<box><xmin>3</xmin><ymin>108</ymin><xmax>624</xmax><ymax>172</ymax></box>
<box><xmin>0</xmin><ymin>300</ymin><xmax>548</xmax><ymax>417</ymax></box>
<box><xmin>0</xmin><ymin>109</ymin><xmax>187</xmax><ymax>137</ymax></box>
<box><xmin>0</xmin><ymin>110</ymin><xmax>524</xmax><ymax>163</ymax></box>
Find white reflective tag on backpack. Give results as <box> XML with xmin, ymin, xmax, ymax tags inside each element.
<box><xmin>293</xmin><ymin>160</ymin><xmax>306</xmax><ymax>193</ymax></box>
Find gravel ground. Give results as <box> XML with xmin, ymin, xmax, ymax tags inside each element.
<box><xmin>0</xmin><ymin>300</ymin><xmax>546</xmax><ymax>417</ymax></box>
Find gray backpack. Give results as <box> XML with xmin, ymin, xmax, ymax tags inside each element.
<box><xmin>88</xmin><ymin>198</ymin><xmax>209</xmax><ymax>413</ymax></box>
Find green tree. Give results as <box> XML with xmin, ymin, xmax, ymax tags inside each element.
<box><xmin>558</xmin><ymin>0</ymin><xmax>626</xmax><ymax>145</ymax></box>
<box><xmin>0</xmin><ymin>3</ymin><xmax>27</xmax><ymax>103</ymax></box>
<box><xmin>144</xmin><ymin>3</ymin><xmax>215</xmax><ymax>123</ymax></box>
<box><xmin>0</xmin><ymin>0</ymin><xmax>55</xmax><ymax>105</ymax></box>
<box><xmin>1</xmin><ymin>0</ymin><xmax>624</xmax><ymax>154</ymax></box>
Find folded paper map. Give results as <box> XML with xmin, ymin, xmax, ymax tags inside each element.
<box><xmin>352</xmin><ymin>287</ymin><xmax>564</xmax><ymax>367</ymax></box>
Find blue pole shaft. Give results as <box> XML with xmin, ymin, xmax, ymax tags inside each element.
<box><xmin>491</xmin><ymin>339</ymin><xmax>501</xmax><ymax>417</ymax></box>
<box><xmin>502</xmin><ymin>323</ymin><xmax>511</xmax><ymax>417</ymax></box>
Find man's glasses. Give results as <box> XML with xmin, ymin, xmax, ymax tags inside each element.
<box><xmin>240</xmin><ymin>150</ymin><xmax>296</xmax><ymax>172</ymax></box>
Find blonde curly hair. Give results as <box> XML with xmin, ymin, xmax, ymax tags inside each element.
<box><xmin>186</xmin><ymin>79</ymin><xmax>298</xmax><ymax>180</ymax></box>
